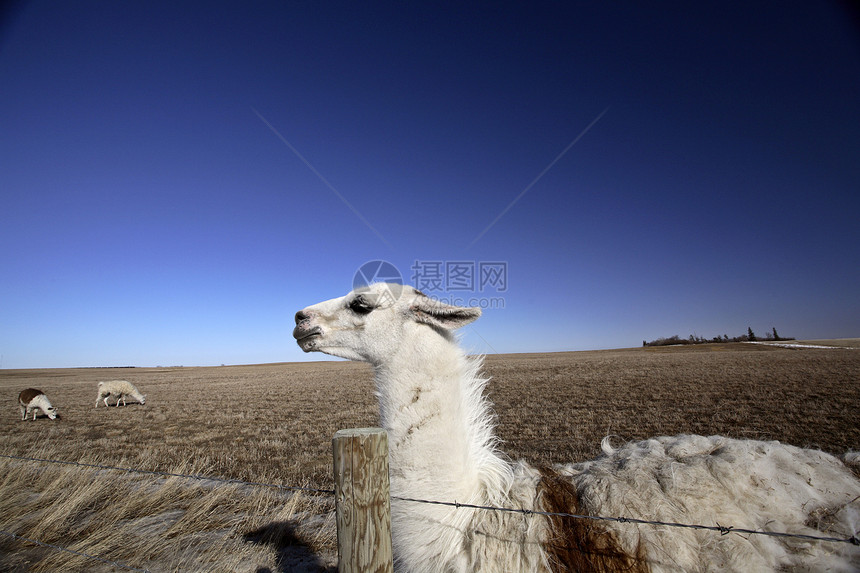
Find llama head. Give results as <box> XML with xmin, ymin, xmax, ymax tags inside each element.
<box><xmin>293</xmin><ymin>283</ymin><xmax>481</xmax><ymax>365</ymax></box>
<box><xmin>37</xmin><ymin>397</ymin><xmax>57</xmax><ymax>420</ymax></box>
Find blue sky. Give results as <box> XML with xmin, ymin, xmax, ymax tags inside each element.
<box><xmin>2</xmin><ymin>2</ymin><xmax>859</xmax><ymax>368</ymax></box>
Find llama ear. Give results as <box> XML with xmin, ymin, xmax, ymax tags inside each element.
<box><xmin>409</xmin><ymin>296</ymin><xmax>481</xmax><ymax>330</ymax></box>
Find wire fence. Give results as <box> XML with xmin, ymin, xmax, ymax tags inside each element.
<box><xmin>2</xmin><ymin>452</ymin><xmax>858</xmax><ymax>572</ymax></box>
<box><xmin>0</xmin><ymin>453</ymin><xmax>334</xmax><ymax>573</ymax></box>
<box><xmin>0</xmin><ymin>453</ymin><xmax>335</xmax><ymax>495</ymax></box>
<box><xmin>391</xmin><ymin>496</ymin><xmax>860</xmax><ymax>546</ymax></box>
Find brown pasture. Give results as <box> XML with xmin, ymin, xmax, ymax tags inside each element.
<box><xmin>1</xmin><ymin>342</ymin><xmax>858</xmax><ymax>571</ymax></box>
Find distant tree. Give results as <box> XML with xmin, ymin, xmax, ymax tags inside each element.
<box><xmin>748</xmin><ymin>327</ymin><xmax>757</xmax><ymax>342</ymax></box>
<box><xmin>772</xmin><ymin>327</ymin><xmax>780</xmax><ymax>341</ymax></box>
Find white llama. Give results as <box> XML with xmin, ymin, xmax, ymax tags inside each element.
<box><xmin>18</xmin><ymin>388</ymin><xmax>58</xmax><ymax>420</ymax></box>
<box><xmin>95</xmin><ymin>380</ymin><xmax>146</xmax><ymax>407</ymax></box>
<box><xmin>294</xmin><ymin>283</ymin><xmax>860</xmax><ymax>573</ymax></box>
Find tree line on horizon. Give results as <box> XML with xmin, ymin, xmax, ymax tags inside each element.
<box><xmin>643</xmin><ymin>327</ymin><xmax>795</xmax><ymax>347</ymax></box>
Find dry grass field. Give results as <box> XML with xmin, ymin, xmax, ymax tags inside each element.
<box><xmin>1</xmin><ymin>342</ymin><xmax>858</xmax><ymax>572</ymax></box>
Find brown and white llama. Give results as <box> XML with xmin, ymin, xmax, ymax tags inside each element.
<box><xmin>18</xmin><ymin>388</ymin><xmax>58</xmax><ymax>421</ymax></box>
<box><xmin>294</xmin><ymin>283</ymin><xmax>860</xmax><ymax>572</ymax></box>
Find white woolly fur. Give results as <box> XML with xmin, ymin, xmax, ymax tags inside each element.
<box><xmin>295</xmin><ymin>283</ymin><xmax>860</xmax><ymax>572</ymax></box>
<box><xmin>95</xmin><ymin>380</ymin><xmax>146</xmax><ymax>407</ymax></box>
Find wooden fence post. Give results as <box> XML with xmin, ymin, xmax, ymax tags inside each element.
<box><xmin>332</xmin><ymin>428</ymin><xmax>393</xmax><ymax>573</ymax></box>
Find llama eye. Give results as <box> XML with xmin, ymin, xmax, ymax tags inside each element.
<box><xmin>349</xmin><ymin>297</ymin><xmax>373</xmax><ymax>315</ymax></box>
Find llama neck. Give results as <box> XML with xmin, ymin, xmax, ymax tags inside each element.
<box><xmin>373</xmin><ymin>334</ymin><xmax>511</xmax><ymax>503</ymax></box>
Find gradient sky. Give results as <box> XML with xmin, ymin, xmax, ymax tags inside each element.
<box><xmin>2</xmin><ymin>2</ymin><xmax>859</xmax><ymax>369</ymax></box>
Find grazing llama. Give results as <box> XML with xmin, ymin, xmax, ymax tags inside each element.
<box><xmin>294</xmin><ymin>283</ymin><xmax>860</xmax><ymax>573</ymax></box>
<box><xmin>18</xmin><ymin>388</ymin><xmax>58</xmax><ymax>421</ymax></box>
<box><xmin>95</xmin><ymin>380</ymin><xmax>146</xmax><ymax>407</ymax></box>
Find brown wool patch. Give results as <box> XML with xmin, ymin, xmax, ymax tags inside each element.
<box><xmin>538</xmin><ymin>467</ymin><xmax>649</xmax><ymax>573</ymax></box>
<box><xmin>18</xmin><ymin>388</ymin><xmax>42</xmax><ymax>404</ymax></box>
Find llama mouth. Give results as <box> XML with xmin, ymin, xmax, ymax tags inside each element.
<box><xmin>293</xmin><ymin>326</ymin><xmax>322</xmax><ymax>350</ymax></box>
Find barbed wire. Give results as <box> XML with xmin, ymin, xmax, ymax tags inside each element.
<box><xmin>0</xmin><ymin>529</ymin><xmax>151</xmax><ymax>572</ymax></box>
<box><xmin>0</xmin><ymin>453</ymin><xmax>335</xmax><ymax>572</ymax></box>
<box><xmin>3</xmin><ymin>451</ymin><xmax>858</xmax><ymax>565</ymax></box>
<box><xmin>0</xmin><ymin>453</ymin><xmax>335</xmax><ymax>495</ymax></box>
<box><xmin>391</xmin><ymin>496</ymin><xmax>860</xmax><ymax>546</ymax></box>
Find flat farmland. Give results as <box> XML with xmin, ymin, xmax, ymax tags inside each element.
<box><xmin>1</xmin><ymin>342</ymin><xmax>858</xmax><ymax>572</ymax></box>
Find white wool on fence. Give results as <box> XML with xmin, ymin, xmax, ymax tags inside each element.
<box><xmin>294</xmin><ymin>283</ymin><xmax>860</xmax><ymax>573</ymax></box>
<box><xmin>95</xmin><ymin>380</ymin><xmax>146</xmax><ymax>408</ymax></box>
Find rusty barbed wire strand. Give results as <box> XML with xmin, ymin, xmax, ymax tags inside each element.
<box><xmin>3</xmin><ymin>452</ymin><xmax>858</xmax><ymax>554</ymax></box>
<box><xmin>391</xmin><ymin>496</ymin><xmax>860</xmax><ymax>546</ymax></box>
<box><xmin>0</xmin><ymin>453</ymin><xmax>335</xmax><ymax>495</ymax></box>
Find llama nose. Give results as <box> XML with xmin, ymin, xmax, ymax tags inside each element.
<box><xmin>295</xmin><ymin>310</ymin><xmax>310</xmax><ymax>325</ymax></box>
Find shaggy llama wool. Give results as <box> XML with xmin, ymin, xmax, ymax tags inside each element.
<box><xmin>294</xmin><ymin>283</ymin><xmax>860</xmax><ymax>572</ymax></box>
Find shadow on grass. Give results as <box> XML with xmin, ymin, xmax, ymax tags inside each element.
<box><xmin>244</xmin><ymin>520</ymin><xmax>336</xmax><ymax>573</ymax></box>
